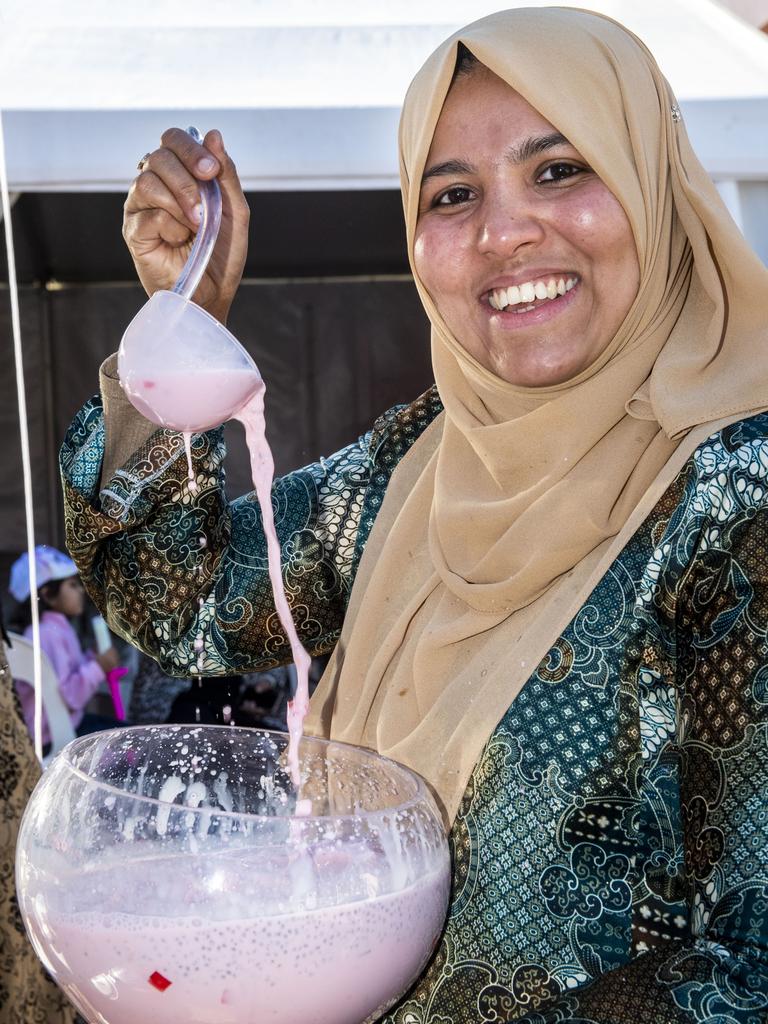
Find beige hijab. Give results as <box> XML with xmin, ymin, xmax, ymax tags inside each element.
<box><xmin>306</xmin><ymin>7</ymin><xmax>768</xmax><ymax>824</ymax></box>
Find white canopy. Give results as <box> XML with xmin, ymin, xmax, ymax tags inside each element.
<box><xmin>1</xmin><ymin>0</ymin><xmax>768</xmax><ymax>193</ymax></box>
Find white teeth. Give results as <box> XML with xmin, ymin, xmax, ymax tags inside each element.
<box><xmin>514</xmin><ymin>303</ymin><xmax>537</xmax><ymax>313</ymax></box>
<box><xmin>489</xmin><ymin>275</ymin><xmax>578</xmax><ymax>311</ymax></box>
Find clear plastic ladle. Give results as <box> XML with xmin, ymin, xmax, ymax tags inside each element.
<box><xmin>117</xmin><ymin>127</ymin><xmax>261</xmax><ymax>435</ymax></box>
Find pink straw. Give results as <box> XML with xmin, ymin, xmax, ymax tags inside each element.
<box><xmin>106</xmin><ymin>666</ymin><xmax>128</xmax><ymax>721</ymax></box>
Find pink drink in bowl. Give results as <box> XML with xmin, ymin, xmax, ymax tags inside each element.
<box><xmin>40</xmin><ymin>868</ymin><xmax>446</xmax><ymax>1024</ymax></box>
<box><xmin>16</xmin><ymin>726</ymin><xmax>451</xmax><ymax>1024</ymax></box>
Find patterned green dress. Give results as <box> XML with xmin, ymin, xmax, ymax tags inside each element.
<box><xmin>61</xmin><ymin>388</ymin><xmax>768</xmax><ymax>1023</ymax></box>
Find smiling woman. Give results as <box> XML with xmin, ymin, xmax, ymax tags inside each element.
<box><xmin>414</xmin><ymin>67</ymin><xmax>640</xmax><ymax>386</ymax></box>
<box><xmin>57</xmin><ymin>6</ymin><xmax>768</xmax><ymax>1024</ymax></box>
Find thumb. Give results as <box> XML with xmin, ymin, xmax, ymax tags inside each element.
<box><xmin>203</xmin><ymin>130</ymin><xmax>249</xmax><ymax>236</ymax></box>
<box><xmin>203</xmin><ymin>129</ymin><xmax>240</xmax><ymax>188</ymax></box>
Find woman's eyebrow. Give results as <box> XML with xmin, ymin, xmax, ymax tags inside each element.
<box><xmin>420</xmin><ymin>132</ymin><xmax>571</xmax><ymax>187</ymax></box>
<box><xmin>421</xmin><ymin>158</ymin><xmax>476</xmax><ymax>185</ymax></box>
<box><xmin>505</xmin><ymin>132</ymin><xmax>570</xmax><ymax>165</ymax></box>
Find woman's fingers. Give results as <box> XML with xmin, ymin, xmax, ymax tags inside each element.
<box><xmin>203</xmin><ymin>131</ymin><xmax>244</xmax><ymax>195</ymax></box>
<box><xmin>125</xmin><ymin>128</ymin><xmax>246</xmax><ymax>229</ymax></box>
<box><xmin>122</xmin><ymin>127</ymin><xmax>248</xmax><ymax>312</ymax></box>
<box><xmin>124</xmin><ymin>204</ymin><xmax>193</xmax><ymax>297</ymax></box>
<box><xmin>127</xmin><ymin>146</ymin><xmax>203</xmax><ymax>229</ymax></box>
<box><xmin>124</xmin><ymin>205</ymin><xmax>191</xmax><ymax>257</ymax></box>
<box><xmin>161</xmin><ymin>126</ymin><xmax>220</xmax><ymax>175</ymax></box>
<box><xmin>199</xmin><ymin>128</ymin><xmax>250</xmax><ymax>237</ymax></box>
<box><xmin>123</xmin><ymin>160</ymin><xmax>194</xmax><ymax>296</ymax></box>
<box><xmin>125</xmin><ymin>168</ymin><xmax>191</xmax><ymax>229</ymax></box>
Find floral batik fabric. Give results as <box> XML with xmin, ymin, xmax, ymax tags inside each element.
<box><xmin>386</xmin><ymin>415</ymin><xmax>768</xmax><ymax>1024</ymax></box>
<box><xmin>61</xmin><ymin>395</ymin><xmax>768</xmax><ymax>1023</ymax></box>
<box><xmin>60</xmin><ymin>388</ymin><xmax>442</xmax><ymax>675</ymax></box>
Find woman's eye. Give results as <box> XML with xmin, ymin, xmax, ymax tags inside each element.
<box><xmin>434</xmin><ymin>185</ymin><xmax>475</xmax><ymax>207</ymax></box>
<box><xmin>537</xmin><ymin>162</ymin><xmax>584</xmax><ymax>184</ymax></box>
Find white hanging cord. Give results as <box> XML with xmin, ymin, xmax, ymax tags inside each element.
<box><xmin>0</xmin><ymin>108</ymin><xmax>44</xmax><ymax>762</ymax></box>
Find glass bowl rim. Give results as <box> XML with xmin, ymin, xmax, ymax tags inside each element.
<box><xmin>54</xmin><ymin>724</ymin><xmax>438</xmax><ymax>827</ymax></box>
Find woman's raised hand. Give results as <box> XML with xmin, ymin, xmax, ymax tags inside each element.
<box><xmin>123</xmin><ymin>128</ymin><xmax>250</xmax><ymax>325</ymax></box>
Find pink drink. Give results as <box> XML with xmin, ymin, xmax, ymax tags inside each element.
<box><xmin>119</xmin><ymin>366</ymin><xmax>260</xmax><ymax>434</ymax></box>
<box><xmin>120</xmin><ymin>362</ymin><xmax>311</xmax><ymax>784</ymax></box>
<box><xmin>35</xmin><ymin>868</ymin><xmax>448</xmax><ymax>1024</ymax></box>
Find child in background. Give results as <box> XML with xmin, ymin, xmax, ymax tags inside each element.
<box><xmin>8</xmin><ymin>545</ymin><xmax>120</xmax><ymax>746</ymax></box>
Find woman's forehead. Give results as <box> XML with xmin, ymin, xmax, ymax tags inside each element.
<box><xmin>426</xmin><ymin>68</ymin><xmax>567</xmax><ymax>163</ymax></box>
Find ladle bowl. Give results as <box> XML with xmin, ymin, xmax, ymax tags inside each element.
<box><xmin>118</xmin><ymin>290</ymin><xmax>261</xmax><ymax>432</ymax></box>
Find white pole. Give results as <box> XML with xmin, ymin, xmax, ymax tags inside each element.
<box><xmin>0</xmin><ymin>109</ymin><xmax>44</xmax><ymax>762</ymax></box>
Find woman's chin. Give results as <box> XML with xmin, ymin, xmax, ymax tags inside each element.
<box><xmin>484</xmin><ymin>347</ymin><xmax>591</xmax><ymax>388</ymax></box>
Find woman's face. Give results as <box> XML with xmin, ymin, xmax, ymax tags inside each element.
<box><xmin>414</xmin><ymin>67</ymin><xmax>640</xmax><ymax>387</ymax></box>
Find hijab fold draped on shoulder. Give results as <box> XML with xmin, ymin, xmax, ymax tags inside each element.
<box><xmin>306</xmin><ymin>7</ymin><xmax>768</xmax><ymax>824</ymax></box>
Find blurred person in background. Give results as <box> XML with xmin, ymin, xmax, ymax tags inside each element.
<box><xmin>8</xmin><ymin>546</ymin><xmax>120</xmax><ymax>748</ymax></box>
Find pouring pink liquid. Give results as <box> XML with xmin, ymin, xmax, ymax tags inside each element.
<box><xmin>119</xmin><ymin>355</ymin><xmax>311</xmax><ymax>786</ymax></box>
<box><xmin>116</xmin><ymin>130</ymin><xmax>312</xmax><ymax>789</ymax></box>
<box><xmin>235</xmin><ymin>385</ymin><xmax>311</xmax><ymax>784</ymax></box>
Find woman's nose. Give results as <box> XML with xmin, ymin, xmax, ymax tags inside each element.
<box><xmin>477</xmin><ymin>196</ymin><xmax>546</xmax><ymax>257</ymax></box>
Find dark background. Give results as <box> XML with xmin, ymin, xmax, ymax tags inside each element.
<box><xmin>0</xmin><ymin>191</ymin><xmax>413</xmax><ymax>283</ymax></box>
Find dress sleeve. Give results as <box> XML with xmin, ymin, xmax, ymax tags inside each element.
<box><xmin>516</xmin><ymin>473</ymin><xmax>768</xmax><ymax>1022</ymax></box>
<box><xmin>42</xmin><ymin>634</ymin><xmax>105</xmax><ymax>713</ymax></box>
<box><xmin>60</xmin><ymin>389</ymin><xmax>377</xmax><ymax>679</ymax></box>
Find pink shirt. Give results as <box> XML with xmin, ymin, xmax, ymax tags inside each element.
<box><xmin>14</xmin><ymin>611</ymin><xmax>105</xmax><ymax>745</ymax></box>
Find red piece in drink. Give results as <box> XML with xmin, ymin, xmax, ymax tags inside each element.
<box><xmin>149</xmin><ymin>971</ymin><xmax>172</xmax><ymax>992</ymax></box>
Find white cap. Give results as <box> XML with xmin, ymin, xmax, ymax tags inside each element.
<box><xmin>9</xmin><ymin>545</ymin><xmax>78</xmax><ymax>603</ymax></box>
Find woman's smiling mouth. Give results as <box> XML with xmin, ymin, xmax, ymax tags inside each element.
<box><xmin>487</xmin><ymin>275</ymin><xmax>579</xmax><ymax>312</ymax></box>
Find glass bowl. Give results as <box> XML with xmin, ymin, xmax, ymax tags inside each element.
<box><xmin>16</xmin><ymin>725</ymin><xmax>450</xmax><ymax>1024</ymax></box>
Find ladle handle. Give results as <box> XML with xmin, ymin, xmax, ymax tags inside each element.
<box><xmin>171</xmin><ymin>126</ymin><xmax>223</xmax><ymax>302</ymax></box>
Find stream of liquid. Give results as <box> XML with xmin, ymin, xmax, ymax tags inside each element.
<box><xmin>234</xmin><ymin>385</ymin><xmax>311</xmax><ymax>786</ymax></box>
<box><xmin>121</xmin><ymin>366</ymin><xmax>311</xmax><ymax>787</ymax></box>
